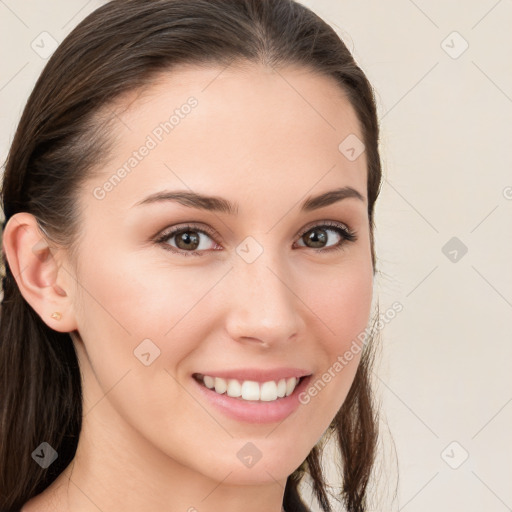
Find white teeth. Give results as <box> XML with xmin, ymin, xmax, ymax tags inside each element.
<box><xmin>226</xmin><ymin>379</ymin><xmax>242</xmax><ymax>398</ymax></box>
<box><xmin>260</xmin><ymin>381</ymin><xmax>278</xmax><ymax>401</ymax></box>
<box><xmin>198</xmin><ymin>374</ymin><xmax>301</xmax><ymax>401</ymax></box>
<box><xmin>203</xmin><ymin>375</ymin><xmax>215</xmax><ymax>389</ymax></box>
<box><xmin>241</xmin><ymin>381</ymin><xmax>260</xmax><ymax>400</ymax></box>
<box><xmin>285</xmin><ymin>377</ymin><xmax>297</xmax><ymax>397</ymax></box>
<box><xmin>276</xmin><ymin>378</ymin><xmax>287</xmax><ymax>398</ymax></box>
<box><xmin>214</xmin><ymin>377</ymin><xmax>227</xmax><ymax>394</ymax></box>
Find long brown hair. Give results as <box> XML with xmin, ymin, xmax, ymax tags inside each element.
<box><xmin>0</xmin><ymin>1</ymin><xmax>383</xmax><ymax>510</ymax></box>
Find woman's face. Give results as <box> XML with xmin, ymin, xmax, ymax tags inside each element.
<box><xmin>67</xmin><ymin>63</ymin><xmax>373</xmax><ymax>485</ymax></box>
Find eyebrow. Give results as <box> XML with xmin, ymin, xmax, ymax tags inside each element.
<box><xmin>131</xmin><ymin>186</ymin><xmax>365</xmax><ymax>215</ymax></box>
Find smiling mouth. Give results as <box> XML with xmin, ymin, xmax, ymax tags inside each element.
<box><xmin>193</xmin><ymin>373</ymin><xmax>309</xmax><ymax>402</ymax></box>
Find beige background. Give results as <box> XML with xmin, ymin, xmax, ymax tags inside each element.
<box><xmin>1</xmin><ymin>1</ymin><xmax>511</xmax><ymax>510</ymax></box>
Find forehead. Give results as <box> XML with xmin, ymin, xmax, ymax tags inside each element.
<box><xmin>83</xmin><ymin>63</ymin><xmax>367</xmax><ymax>215</ymax></box>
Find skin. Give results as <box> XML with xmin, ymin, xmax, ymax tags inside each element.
<box><xmin>6</xmin><ymin>63</ymin><xmax>374</xmax><ymax>512</ymax></box>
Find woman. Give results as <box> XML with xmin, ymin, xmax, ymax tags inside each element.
<box><xmin>0</xmin><ymin>0</ymin><xmax>383</xmax><ymax>511</ymax></box>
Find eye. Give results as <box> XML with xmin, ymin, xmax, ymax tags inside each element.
<box><xmin>155</xmin><ymin>220</ymin><xmax>357</xmax><ymax>257</ymax></box>
<box><xmin>155</xmin><ymin>224</ymin><xmax>220</xmax><ymax>257</ymax></box>
<box><xmin>294</xmin><ymin>221</ymin><xmax>357</xmax><ymax>253</ymax></box>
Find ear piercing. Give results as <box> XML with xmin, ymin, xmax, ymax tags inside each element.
<box><xmin>51</xmin><ymin>312</ymin><xmax>62</xmax><ymax>320</ymax></box>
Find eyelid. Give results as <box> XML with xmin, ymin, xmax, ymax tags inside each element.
<box><xmin>155</xmin><ymin>222</ymin><xmax>221</xmax><ymax>243</ymax></box>
<box><xmin>294</xmin><ymin>219</ymin><xmax>351</xmax><ymax>239</ymax></box>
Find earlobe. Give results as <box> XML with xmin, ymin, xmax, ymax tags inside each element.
<box><xmin>2</xmin><ymin>212</ymin><xmax>78</xmax><ymax>333</ymax></box>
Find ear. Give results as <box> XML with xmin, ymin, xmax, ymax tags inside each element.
<box><xmin>2</xmin><ymin>212</ymin><xmax>78</xmax><ymax>333</ymax></box>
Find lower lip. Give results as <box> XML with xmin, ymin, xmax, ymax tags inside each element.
<box><xmin>192</xmin><ymin>375</ymin><xmax>312</xmax><ymax>424</ymax></box>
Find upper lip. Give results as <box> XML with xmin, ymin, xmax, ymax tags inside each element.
<box><xmin>193</xmin><ymin>367</ymin><xmax>312</xmax><ymax>383</ymax></box>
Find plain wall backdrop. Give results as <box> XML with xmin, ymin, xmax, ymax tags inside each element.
<box><xmin>1</xmin><ymin>1</ymin><xmax>511</xmax><ymax>511</ymax></box>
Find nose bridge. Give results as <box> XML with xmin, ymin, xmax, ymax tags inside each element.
<box><xmin>224</xmin><ymin>240</ymin><xmax>300</xmax><ymax>344</ymax></box>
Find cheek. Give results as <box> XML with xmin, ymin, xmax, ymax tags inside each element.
<box><xmin>72</xmin><ymin>254</ymin><xmax>222</xmax><ymax>370</ymax></box>
<box><xmin>72</xmin><ymin>255</ymin><xmax>217</xmax><ymax>438</ymax></box>
<box><xmin>303</xmin><ymin>260</ymin><xmax>374</xmax><ymax>348</ymax></box>
<box><xmin>296</xmin><ymin>260</ymin><xmax>373</xmax><ymax>413</ymax></box>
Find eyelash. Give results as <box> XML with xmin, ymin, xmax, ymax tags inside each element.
<box><xmin>154</xmin><ymin>220</ymin><xmax>357</xmax><ymax>257</ymax></box>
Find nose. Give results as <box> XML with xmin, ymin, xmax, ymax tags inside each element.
<box><xmin>223</xmin><ymin>247</ymin><xmax>302</xmax><ymax>347</ymax></box>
